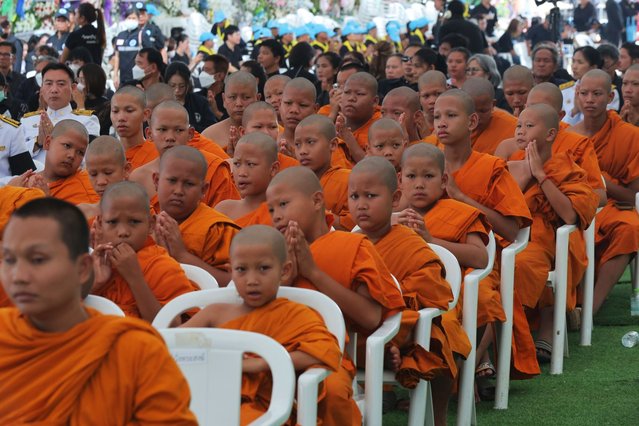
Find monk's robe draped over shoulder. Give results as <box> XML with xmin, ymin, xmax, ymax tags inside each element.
<box><xmin>93</xmin><ymin>237</ymin><xmax>199</xmax><ymax>318</ymax></box>
<box><xmin>126</xmin><ymin>141</ymin><xmax>159</xmax><ymax>171</ymax></box>
<box><xmin>49</xmin><ymin>170</ymin><xmax>100</xmax><ymax>205</ymax></box>
<box><xmin>471</xmin><ymin>108</ymin><xmax>517</xmax><ymax>155</ymax></box>
<box><xmin>0</xmin><ymin>308</ymin><xmax>196</xmax><ymax>425</ymax></box>
<box><xmin>189</xmin><ymin>131</ymin><xmax>230</xmax><ymax>159</ymax></box>
<box><xmin>278</xmin><ymin>152</ymin><xmax>300</xmax><ymax>170</ymax></box>
<box><xmin>319</xmin><ymin>167</ymin><xmax>356</xmax><ymax>231</ymax></box>
<box><xmin>219</xmin><ymin>298</ymin><xmax>341</xmax><ymax>426</ymax></box>
<box><xmin>235</xmin><ymin>202</ymin><xmax>273</xmax><ymax>227</ymax></box>
<box><xmin>331</xmin><ymin>139</ymin><xmax>356</xmax><ymax>170</ymax></box>
<box><xmin>200</xmin><ymin>149</ymin><xmax>241</xmax><ymax>207</ymax></box>
<box><xmin>352</xmin><ymin>109</ymin><xmax>382</xmax><ymax>150</ymax></box>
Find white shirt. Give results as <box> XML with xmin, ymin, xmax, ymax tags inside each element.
<box><xmin>0</xmin><ymin>115</ymin><xmax>30</xmax><ymax>185</ymax></box>
<box><xmin>20</xmin><ymin>104</ymin><xmax>100</xmax><ymax>164</ymax></box>
<box><xmin>562</xmin><ymin>80</ymin><xmax>620</xmax><ymax>126</ymax></box>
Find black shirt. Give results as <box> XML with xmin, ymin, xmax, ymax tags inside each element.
<box><xmin>4</xmin><ymin>71</ymin><xmax>25</xmax><ymax>102</ymax></box>
<box><xmin>66</xmin><ymin>24</ymin><xmax>103</xmax><ymax>64</ymax></box>
<box><xmin>439</xmin><ymin>18</ymin><xmax>487</xmax><ymax>54</ymax></box>
<box><xmin>217</xmin><ymin>43</ymin><xmax>245</xmax><ymax>69</ymax></box>
<box><xmin>495</xmin><ymin>31</ymin><xmax>513</xmax><ymax>53</ymax></box>
<box><xmin>47</xmin><ymin>32</ymin><xmax>70</xmax><ymax>56</ymax></box>
<box><xmin>184</xmin><ymin>92</ymin><xmax>216</xmax><ymax>133</ymax></box>
<box><xmin>470</xmin><ymin>4</ymin><xmax>498</xmax><ymax>36</ymax></box>
<box><xmin>525</xmin><ymin>24</ymin><xmax>554</xmax><ymax>49</ymax></box>
<box><xmin>573</xmin><ymin>2</ymin><xmax>597</xmax><ymax>32</ymax></box>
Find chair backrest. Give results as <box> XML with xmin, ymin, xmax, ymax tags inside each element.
<box><xmin>160</xmin><ymin>328</ymin><xmax>296</xmax><ymax>426</ymax></box>
<box><xmin>83</xmin><ymin>295</ymin><xmax>126</xmax><ymax>316</ymax></box>
<box><xmin>180</xmin><ymin>263</ymin><xmax>219</xmax><ymax>289</ymax></box>
<box><xmin>429</xmin><ymin>244</ymin><xmax>462</xmax><ymax>311</ymax></box>
<box><xmin>152</xmin><ymin>287</ymin><xmax>346</xmax><ymax>352</ymax></box>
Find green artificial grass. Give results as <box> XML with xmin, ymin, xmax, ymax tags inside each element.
<box><xmin>382</xmin><ymin>270</ymin><xmax>639</xmax><ymax>425</ymax></box>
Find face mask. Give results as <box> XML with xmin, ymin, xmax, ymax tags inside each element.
<box><xmin>35</xmin><ymin>72</ymin><xmax>42</xmax><ymax>87</ymax></box>
<box><xmin>76</xmin><ymin>82</ymin><xmax>85</xmax><ymax>92</ymax></box>
<box><xmin>132</xmin><ymin>65</ymin><xmax>146</xmax><ymax>81</ymax></box>
<box><xmin>198</xmin><ymin>71</ymin><xmax>215</xmax><ymax>88</ymax></box>
<box><xmin>68</xmin><ymin>63</ymin><xmax>80</xmax><ymax>76</ymax></box>
<box><xmin>168</xmin><ymin>50</ymin><xmax>175</xmax><ymax>59</ymax></box>
<box><xmin>123</xmin><ymin>19</ymin><xmax>138</xmax><ymax>32</ymax></box>
<box><xmin>0</xmin><ymin>91</ymin><xmax>5</xmax><ymax>103</ymax></box>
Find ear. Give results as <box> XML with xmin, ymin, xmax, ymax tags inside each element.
<box><xmin>440</xmin><ymin>171</ymin><xmax>448</xmax><ymax>189</ymax></box>
<box><xmin>239</xmin><ymin>126</ymin><xmax>246</xmax><ymax>136</ymax></box>
<box><xmin>144</xmin><ymin>126</ymin><xmax>152</xmax><ymax>140</ymax></box>
<box><xmin>143</xmin><ymin>108</ymin><xmax>151</xmax><ymax>124</ymax></box>
<box><xmin>391</xmin><ymin>188</ymin><xmax>402</xmax><ymax>208</ymax></box>
<box><xmin>201</xmin><ymin>181</ymin><xmax>210</xmax><ymax>198</ymax></box>
<box><xmin>313</xmin><ymin>103</ymin><xmax>319</xmax><ymax>113</ymax></box>
<box><xmin>397</xmin><ymin>171</ymin><xmax>403</xmax><ymax>185</ymax></box>
<box><xmin>329</xmin><ymin>136</ymin><xmax>338</xmax><ymax>153</ymax></box>
<box><xmin>608</xmin><ymin>90</ymin><xmax>614</xmax><ymax>105</ymax></box>
<box><xmin>491</xmin><ymin>99</ymin><xmax>496</xmax><ymax>108</ymax></box>
<box><xmin>147</xmin><ymin>214</ymin><xmax>156</xmax><ymax>235</ymax></box>
<box><xmin>311</xmin><ymin>190</ymin><xmax>325</xmax><ymax>211</ymax></box>
<box><xmin>44</xmin><ymin>135</ymin><xmax>52</xmax><ymax>150</ymax></box>
<box><xmin>152</xmin><ymin>171</ymin><xmax>160</xmax><ymax>191</ymax></box>
<box><xmin>558</xmin><ymin>109</ymin><xmax>566</xmax><ymax>120</ymax></box>
<box><xmin>468</xmin><ymin>112</ymin><xmax>479</xmax><ymax>132</ymax></box>
<box><xmin>75</xmin><ymin>253</ymin><xmax>93</xmax><ymax>292</ymax></box>
<box><xmin>123</xmin><ymin>162</ymin><xmax>132</xmax><ymax>180</ymax></box>
<box><xmin>373</xmin><ymin>95</ymin><xmax>380</xmax><ymax>105</ymax></box>
<box><xmin>546</xmin><ymin>127</ymin><xmax>558</xmax><ymax>144</ymax></box>
<box><xmin>188</xmin><ymin>127</ymin><xmax>195</xmax><ymax>140</ymax></box>
<box><xmin>280</xmin><ymin>259</ymin><xmax>294</xmax><ymax>283</ymax></box>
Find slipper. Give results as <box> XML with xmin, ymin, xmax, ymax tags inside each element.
<box><xmin>567</xmin><ymin>307</ymin><xmax>582</xmax><ymax>331</ymax></box>
<box><xmin>475</xmin><ymin>361</ymin><xmax>496</xmax><ymax>379</ymax></box>
<box><xmin>535</xmin><ymin>340</ymin><xmax>552</xmax><ymax>364</ymax></box>
<box><xmin>477</xmin><ymin>384</ymin><xmax>496</xmax><ymax>401</ymax></box>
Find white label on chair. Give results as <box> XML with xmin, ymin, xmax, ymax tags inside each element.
<box><xmin>171</xmin><ymin>349</ymin><xmax>208</xmax><ymax>364</ymax></box>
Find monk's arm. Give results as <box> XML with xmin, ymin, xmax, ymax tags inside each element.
<box><xmin>123</xmin><ymin>269</ymin><xmax>163</xmax><ymax>322</ymax></box>
<box><xmin>289</xmin><ymin>351</ymin><xmax>326</xmax><ymax>372</ymax></box>
<box><xmin>430</xmin><ymin>233</ymin><xmax>489</xmax><ymax>270</ymax></box>
<box><xmin>539</xmin><ymin>179</ymin><xmax>578</xmax><ymax>225</ymax></box>
<box><xmin>180</xmin><ymin>304</ymin><xmax>219</xmax><ymax>328</ymax></box>
<box><xmin>344</xmin><ymin>137</ymin><xmax>366</xmax><ymax>163</ymax></box>
<box><xmin>455</xmin><ymin>195</ymin><xmax>520</xmax><ymax>242</ymax></box>
<box><xmin>595</xmin><ymin>188</ymin><xmax>608</xmax><ymax>207</ymax></box>
<box><xmin>605</xmin><ymin>177</ymin><xmax>639</xmax><ymax>205</ymax></box>
<box><xmin>494</xmin><ymin>138</ymin><xmax>515</xmax><ymax>160</ymax></box>
<box><xmin>175</xmin><ymin>251</ymin><xmax>231</xmax><ymax>287</ymax></box>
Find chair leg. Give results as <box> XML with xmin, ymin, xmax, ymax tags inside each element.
<box><xmin>457</xmin><ymin>277</ymin><xmax>479</xmax><ymax>423</ymax></box>
<box><xmin>632</xmin><ymin>255</ymin><xmax>639</xmax><ymax>291</ymax></box>
<box><xmin>495</xmin><ymin>255</ymin><xmax>516</xmax><ymax>410</ymax></box>
<box><xmin>408</xmin><ymin>380</ymin><xmax>429</xmax><ymax>426</ymax></box>
<box><xmin>580</xmin><ymin>223</ymin><xmax>596</xmax><ymax>346</ymax></box>
<box><xmin>551</xmin><ymin>265</ymin><xmax>569</xmax><ymax>374</ymax></box>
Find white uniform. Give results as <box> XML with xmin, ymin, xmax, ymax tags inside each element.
<box><xmin>20</xmin><ymin>104</ymin><xmax>100</xmax><ymax>164</ymax></box>
<box><xmin>562</xmin><ymin>80</ymin><xmax>620</xmax><ymax>126</ymax></box>
<box><xmin>0</xmin><ymin>115</ymin><xmax>30</xmax><ymax>185</ymax></box>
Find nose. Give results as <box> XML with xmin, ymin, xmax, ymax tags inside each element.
<box><xmin>236</xmin><ymin>164</ymin><xmax>248</xmax><ymax>177</ymax></box>
<box><xmin>116</xmin><ymin>224</ymin><xmax>130</xmax><ymax>238</ymax></box>
<box><xmin>8</xmin><ymin>258</ymin><xmax>29</xmax><ymax>285</ymax></box>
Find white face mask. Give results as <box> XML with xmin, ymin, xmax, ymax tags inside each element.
<box><xmin>198</xmin><ymin>71</ymin><xmax>215</xmax><ymax>88</ymax></box>
<box><xmin>123</xmin><ymin>19</ymin><xmax>138</xmax><ymax>32</ymax></box>
<box><xmin>76</xmin><ymin>82</ymin><xmax>85</xmax><ymax>92</ymax></box>
<box><xmin>35</xmin><ymin>72</ymin><xmax>42</xmax><ymax>87</ymax></box>
<box><xmin>68</xmin><ymin>63</ymin><xmax>80</xmax><ymax>76</ymax></box>
<box><xmin>168</xmin><ymin>50</ymin><xmax>176</xmax><ymax>59</ymax></box>
<box><xmin>132</xmin><ymin>65</ymin><xmax>146</xmax><ymax>81</ymax></box>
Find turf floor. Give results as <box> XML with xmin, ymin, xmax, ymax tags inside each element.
<box><xmin>382</xmin><ymin>270</ymin><xmax>639</xmax><ymax>425</ymax></box>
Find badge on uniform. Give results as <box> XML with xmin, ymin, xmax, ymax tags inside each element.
<box><xmin>129</xmin><ymin>39</ymin><xmax>137</xmax><ymax>47</ymax></box>
<box><xmin>0</xmin><ymin>146</ymin><xmax>6</xmax><ymax>152</ymax></box>
<box><xmin>146</xmin><ymin>29</ymin><xmax>151</xmax><ymax>35</ymax></box>
<box><xmin>195</xmin><ymin>113</ymin><xmax>202</xmax><ymax>123</ymax></box>
<box><xmin>116</xmin><ymin>39</ymin><xmax>124</xmax><ymax>46</ymax></box>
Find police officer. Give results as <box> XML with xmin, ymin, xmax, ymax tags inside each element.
<box><xmin>20</xmin><ymin>63</ymin><xmax>99</xmax><ymax>164</ymax></box>
<box><xmin>47</xmin><ymin>9</ymin><xmax>71</xmax><ymax>56</ymax></box>
<box><xmin>0</xmin><ymin>114</ymin><xmax>36</xmax><ymax>183</ymax></box>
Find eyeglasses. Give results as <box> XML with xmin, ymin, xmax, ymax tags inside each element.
<box><xmin>401</xmin><ymin>55</ymin><xmax>413</xmax><ymax>63</ymax></box>
<box><xmin>0</xmin><ymin>52</ymin><xmax>12</xmax><ymax>58</ymax></box>
<box><xmin>466</xmin><ymin>67</ymin><xmax>483</xmax><ymax>74</ymax></box>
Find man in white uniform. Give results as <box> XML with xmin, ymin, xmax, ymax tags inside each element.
<box><xmin>0</xmin><ymin>114</ymin><xmax>35</xmax><ymax>184</ymax></box>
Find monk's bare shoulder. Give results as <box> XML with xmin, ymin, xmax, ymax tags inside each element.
<box><xmin>202</xmin><ymin>120</ymin><xmax>230</xmax><ymax>147</ymax></box>
<box><xmin>183</xmin><ymin>302</ymin><xmax>252</xmax><ymax>327</ymax></box>
<box><xmin>77</xmin><ymin>203</ymin><xmax>100</xmax><ymax>220</ymax></box>
<box><xmin>495</xmin><ymin>137</ymin><xmax>517</xmax><ymax>160</ymax></box>
<box><xmin>568</xmin><ymin>121</ymin><xmax>586</xmax><ymax>136</ymax></box>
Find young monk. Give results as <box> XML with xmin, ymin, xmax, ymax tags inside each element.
<box><xmin>201</xmin><ymin>71</ymin><xmax>259</xmax><ymax>151</ymax></box>
<box><xmin>110</xmin><ymin>86</ymin><xmax>157</xmax><ymax>170</ymax></box>
<box><xmin>349</xmin><ymin>156</ymin><xmax>462</xmax><ymax>426</ymax></box>
<box><xmin>154</xmin><ymin>146</ymin><xmax>240</xmax><ymax>286</ymax></box>
<box><xmin>620</xmin><ymin>64</ymin><xmax>639</xmax><ymax>126</ymax></box>
<box><xmin>264</xmin><ymin>74</ymin><xmax>291</xmax><ymax>123</ymax></box>
<box><xmin>266</xmin><ymin>166</ymin><xmax>406</xmax><ymax>425</ymax></box>
<box><xmin>241</xmin><ymin>101</ymin><xmax>299</xmax><ymax>170</ymax></box>
<box><xmin>434</xmin><ymin>89</ymin><xmax>538</xmax><ymax>382</ymax></box>
<box><xmin>0</xmin><ymin>197</ymin><xmax>196</xmax><ymax>424</ymax></box>
<box><xmin>502</xmin><ymin>65</ymin><xmax>535</xmax><ymax>117</ymax></box>
<box><xmin>569</xmin><ymin>69</ymin><xmax>639</xmax><ymax>314</ymax></box>
<box><xmin>367</xmin><ymin>118</ymin><xmax>408</xmax><ymax>172</ymax></box>
<box><xmin>278</xmin><ymin>78</ymin><xmax>319</xmax><ymax>157</ymax></box>
<box><xmin>215</xmin><ymin>133</ymin><xmax>279</xmax><ymax>227</ymax></box>
<box><xmin>380</xmin><ymin>86</ymin><xmax>427</xmax><ymax>145</ymax></box>
<box><xmin>130</xmin><ymin>101</ymin><xmax>239</xmax><ymax>209</ymax></box>
<box><xmin>92</xmin><ymin>181</ymin><xmax>199</xmax><ymax>321</ymax></box>
<box><xmin>294</xmin><ymin>114</ymin><xmax>355</xmax><ymax>230</ymax></box>
<box><xmin>182</xmin><ymin>225</ymin><xmax>342</xmax><ymax>425</ymax></box>
<box><xmin>26</xmin><ymin>120</ymin><xmax>99</xmax><ymax>205</ymax></box>
<box><xmin>418</xmin><ymin>70</ymin><xmax>448</xmax><ymax>141</ymax></box>
<box><xmin>507</xmin><ymin>105</ymin><xmax>597</xmax><ymax>359</ymax></box>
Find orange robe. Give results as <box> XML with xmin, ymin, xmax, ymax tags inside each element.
<box><xmin>188</xmin><ymin>131</ymin><xmax>230</xmax><ymax>159</ymax></box>
<box><xmin>295</xmin><ymin>230</ymin><xmax>405</xmax><ymax>426</ymax></box>
<box><xmin>93</xmin><ymin>238</ymin><xmax>199</xmax><ymax>318</ymax></box>
<box><xmin>351</xmin><ymin>109</ymin><xmax>382</xmax><ymax>150</ymax></box>
<box><xmin>471</xmin><ymin>108</ymin><xmax>517</xmax><ymax>155</ymax></box>
<box><xmin>412</xmin><ymin>136</ymin><xmax>443</xmax><ymax>150</ymax></box>
<box><xmin>513</xmin><ymin>153</ymin><xmax>598</xmax><ymax>309</ymax></box>
<box><xmin>235</xmin><ymin>202</ymin><xmax>273</xmax><ymax>227</ymax></box>
<box><xmin>452</xmin><ymin>150</ymin><xmax>538</xmax><ymax>378</ymax></box>
<box><xmin>319</xmin><ymin>167</ymin><xmax>355</xmax><ymax>230</ymax></box>
<box><xmin>49</xmin><ymin>170</ymin><xmax>100</xmax><ymax>205</ymax></box>
<box><xmin>374</xmin><ymin>225</ymin><xmax>462</xmax><ymax>381</ymax></box>
<box><xmin>588</xmin><ymin>111</ymin><xmax>639</xmax><ymax>269</ymax></box>
<box><xmin>219</xmin><ymin>298</ymin><xmax>342</xmax><ymax>426</ymax></box>
<box><xmin>278</xmin><ymin>152</ymin><xmax>300</xmax><ymax>170</ymax></box>
<box><xmin>200</xmin><ymin>150</ymin><xmax>241</xmax><ymax>207</ymax></box>
<box><xmin>0</xmin><ymin>307</ymin><xmax>196</xmax><ymax>424</ymax></box>
<box><xmin>330</xmin><ymin>138</ymin><xmax>355</xmax><ymax>170</ymax></box>
<box><xmin>318</xmin><ymin>104</ymin><xmax>332</xmax><ymax>116</ymax></box>
<box><xmin>179</xmin><ymin>202</ymin><xmax>240</xmax><ymax>270</ymax></box>
<box><xmin>126</xmin><ymin>141</ymin><xmax>159</xmax><ymax>170</ymax></box>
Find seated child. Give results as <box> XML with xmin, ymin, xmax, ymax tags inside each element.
<box><xmin>381</xmin><ymin>86</ymin><xmax>427</xmax><ymax>145</ymax></box>
<box><xmin>367</xmin><ymin>118</ymin><xmax>408</xmax><ymax>172</ymax></box>
<box><xmin>182</xmin><ymin>225</ymin><xmax>342</xmax><ymax>425</ymax></box>
<box><xmin>0</xmin><ymin>197</ymin><xmax>195</xmax><ymax>424</ymax></box>
<box><xmin>278</xmin><ymin>78</ymin><xmax>319</xmax><ymax>157</ymax></box>
<box><xmin>263</xmin><ymin>74</ymin><xmax>291</xmax><ymax>123</ymax></box>
<box><xmin>92</xmin><ymin>181</ymin><xmax>199</xmax><ymax>321</ymax></box>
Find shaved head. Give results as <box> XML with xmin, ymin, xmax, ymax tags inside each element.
<box><xmin>345</xmin><ymin>71</ymin><xmax>378</xmax><ymax>94</ymax></box>
<box><xmin>437</xmin><ymin>89</ymin><xmax>476</xmax><ymax>114</ymax></box>
<box><xmin>503</xmin><ymin>65</ymin><xmax>534</xmax><ymax>87</ymax></box>
<box><xmin>114</xmin><ymin>85</ymin><xmax>146</xmax><ymax>108</ymax></box>
<box><xmin>151</xmin><ymin>100</ymin><xmax>189</xmax><ymax>125</ymax></box>
<box><xmin>521</xmin><ymin>104</ymin><xmax>559</xmax><ymax>131</ymax></box>
<box><xmin>269</xmin><ymin>166</ymin><xmax>322</xmax><ymax>195</ymax></box>
<box><xmin>51</xmin><ymin>119</ymin><xmax>89</xmax><ymax>141</ymax></box>
<box><xmin>527</xmin><ymin>82</ymin><xmax>564</xmax><ymax>113</ymax></box>
<box><xmin>242</xmin><ymin>101</ymin><xmax>277</xmax><ymax>126</ymax></box>
<box><xmin>235</xmin><ymin>132</ymin><xmax>278</xmax><ymax>163</ymax></box>
<box><xmin>581</xmin><ymin>69</ymin><xmax>613</xmax><ymax>94</ymax></box>
<box><xmin>461</xmin><ymin>77</ymin><xmax>495</xmax><ymax>101</ymax></box>
<box><xmin>160</xmin><ymin>145</ymin><xmax>208</xmax><ymax>180</ymax></box>
<box><xmin>351</xmin><ymin>156</ymin><xmax>398</xmax><ymax>192</ymax></box>
<box><xmin>369</xmin><ymin>117</ymin><xmax>405</xmax><ymax>139</ymax></box>
<box><xmin>627</xmin><ymin>63</ymin><xmax>639</xmax><ymax>73</ymax></box>
<box><xmin>225</xmin><ymin>70</ymin><xmax>258</xmax><ymax>94</ymax></box>
<box><xmin>401</xmin><ymin>143</ymin><xmax>445</xmax><ymax>172</ymax></box>
<box><xmin>265</xmin><ymin>74</ymin><xmax>291</xmax><ymax>90</ymax></box>
<box><xmin>383</xmin><ymin>86</ymin><xmax>421</xmax><ymax>112</ymax></box>
<box><xmin>145</xmin><ymin>83</ymin><xmax>175</xmax><ymax>110</ymax></box>
<box><xmin>283</xmin><ymin>77</ymin><xmax>317</xmax><ymax>100</ymax></box>
<box><xmin>418</xmin><ymin>70</ymin><xmax>447</xmax><ymax>90</ymax></box>
<box><xmin>100</xmin><ymin>181</ymin><xmax>149</xmax><ymax>213</ymax></box>
<box><xmin>85</xmin><ymin>136</ymin><xmax>126</xmax><ymax>165</ymax></box>
<box><xmin>231</xmin><ymin>225</ymin><xmax>287</xmax><ymax>264</ymax></box>
<box><xmin>297</xmin><ymin>114</ymin><xmax>336</xmax><ymax>140</ymax></box>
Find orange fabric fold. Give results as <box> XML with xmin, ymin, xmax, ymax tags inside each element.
<box><xmin>188</xmin><ymin>131</ymin><xmax>230</xmax><ymax>159</ymax></box>
<box><xmin>319</xmin><ymin>167</ymin><xmax>355</xmax><ymax>230</ymax></box>
<box><xmin>352</xmin><ymin>109</ymin><xmax>382</xmax><ymax>150</ymax></box>
<box><xmin>125</xmin><ymin>141</ymin><xmax>159</xmax><ymax>171</ymax></box>
<box><xmin>235</xmin><ymin>202</ymin><xmax>273</xmax><ymax>227</ymax></box>
<box><xmin>471</xmin><ymin>108</ymin><xmax>517</xmax><ymax>155</ymax></box>
<box><xmin>49</xmin><ymin>170</ymin><xmax>100</xmax><ymax>205</ymax></box>
<box><xmin>200</xmin><ymin>150</ymin><xmax>241</xmax><ymax>207</ymax></box>
<box><xmin>278</xmin><ymin>152</ymin><xmax>300</xmax><ymax>170</ymax></box>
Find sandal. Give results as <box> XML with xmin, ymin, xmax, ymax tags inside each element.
<box><xmin>567</xmin><ymin>307</ymin><xmax>582</xmax><ymax>331</ymax></box>
<box><xmin>475</xmin><ymin>361</ymin><xmax>496</xmax><ymax>379</ymax></box>
<box><xmin>535</xmin><ymin>340</ymin><xmax>552</xmax><ymax>364</ymax></box>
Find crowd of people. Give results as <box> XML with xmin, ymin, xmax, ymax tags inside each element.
<box><xmin>1</xmin><ymin>0</ymin><xmax>639</xmax><ymax>424</ymax></box>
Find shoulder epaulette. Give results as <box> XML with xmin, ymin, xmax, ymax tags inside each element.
<box><xmin>559</xmin><ymin>81</ymin><xmax>575</xmax><ymax>90</ymax></box>
<box><xmin>612</xmin><ymin>84</ymin><xmax>616</xmax><ymax>90</ymax></box>
<box><xmin>72</xmin><ymin>109</ymin><xmax>94</xmax><ymax>116</ymax></box>
<box><xmin>0</xmin><ymin>114</ymin><xmax>20</xmax><ymax>127</ymax></box>
<box><xmin>22</xmin><ymin>110</ymin><xmax>42</xmax><ymax>119</ymax></box>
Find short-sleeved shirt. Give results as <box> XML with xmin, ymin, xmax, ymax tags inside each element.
<box><xmin>47</xmin><ymin>32</ymin><xmax>69</xmax><ymax>56</ymax></box>
<box><xmin>116</xmin><ymin>25</ymin><xmax>166</xmax><ymax>82</ymax></box>
<box><xmin>65</xmin><ymin>24</ymin><xmax>103</xmax><ymax>64</ymax></box>
<box><xmin>470</xmin><ymin>3</ymin><xmax>498</xmax><ymax>36</ymax></box>
<box><xmin>0</xmin><ymin>115</ymin><xmax>30</xmax><ymax>181</ymax></box>
<box><xmin>525</xmin><ymin>24</ymin><xmax>554</xmax><ymax>49</ymax></box>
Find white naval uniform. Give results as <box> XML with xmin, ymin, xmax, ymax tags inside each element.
<box><xmin>20</xmin><ymin>104</ymin><xmax>100</xmax><ymax>164</ymax></box>
<box><xmin>561</xmin><ymin>80</ymin><xmax>620</xmax><ymax>126</ymax></box>
<box><xmin>0</xmin><ymin>115</ymin><xmax>30</xmax><ymax>185</ymax></box>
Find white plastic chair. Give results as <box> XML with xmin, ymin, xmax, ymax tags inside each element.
<box><xmin>580</xmin><ymin>213</ymin><xmax>598</xmax><ymax>347</ymax></box>
<box><xmin>160</xmin><ymin>327</ymin><xmax>296</xmax><ymax>426</ymax></box>
<box><xmin>632</xmin><ymin>193</ymin><xmax>639</xmax><ymax>292</ymax></box>
<box><xmin>180</xmin><ymin>263</ymin><xmax>219</xmax><ymax>289</ymax></box>
<box><xmin>494</xmin><ymin>226</ymin><xmax>531</xmax><ymax>410</ymax></box>
<box><xmin>153</xmin><ymin>287</ymin><xmax>345</xmax><ymax>426</ymax></box>
<box><xmin>83</xmin><ymin>295</ymin><xmax>126</xmax><ymax>316</ymax></box>
<box><xmin>456</xmin><ymin>231</ymin><xmax>497</xmax><ymax>425</ymax></box>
